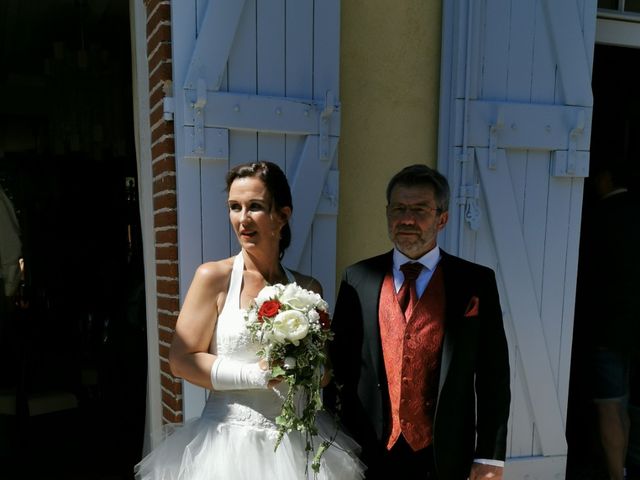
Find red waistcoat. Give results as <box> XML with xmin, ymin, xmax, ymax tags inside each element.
<box><xmin>378</xmin><ymin>266</ymin><xmax>445</xmax><ymax>451</ymax></box>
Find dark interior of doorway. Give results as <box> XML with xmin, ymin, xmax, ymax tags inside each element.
<box><xmin>566</xmin><ymin>43</ymin><xmax>640</xmax><ymax>480</ymax></box>
<box><xmin>0</xmin><ymin>1</ymin><xmax>146</xmax><ymax>479</ymax></box>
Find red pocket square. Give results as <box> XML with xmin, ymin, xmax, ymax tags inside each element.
<box><xmin>464</xmin><ymin>296</ymin><xmax>479</xmax><ymax>317</ymax></box>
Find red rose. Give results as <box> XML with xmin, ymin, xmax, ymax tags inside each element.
<box><xmin>318</xmin><ymin>310</ymin><xmax>331</xmax><ymax>330</ymax></box>
<box><xmin>258</xmin><ymin>300</ymin><xmax>281</xmax><ymax>320</ymax></box>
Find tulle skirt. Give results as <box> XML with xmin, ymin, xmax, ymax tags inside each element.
<box><xmin>135</xmin><ymin>390</ymin><xmax>365</xmax><ymax>480</ymax></box>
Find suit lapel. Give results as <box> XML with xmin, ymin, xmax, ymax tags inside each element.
<box><xmin>438</xmin><ymin>251</ymin><xmax>467</xmax><ymax>394</ymax></box>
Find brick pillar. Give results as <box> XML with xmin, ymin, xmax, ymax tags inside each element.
<box><xmin>145</xmin><ymin>0</ymin><xmax>182</xmax><ymax>425</ymax></box>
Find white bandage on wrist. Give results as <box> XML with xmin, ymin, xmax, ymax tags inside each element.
<box><xmin>210</xmin><ymin>357</ymin><xmax>270</xmax><ymax>391</ymax></box>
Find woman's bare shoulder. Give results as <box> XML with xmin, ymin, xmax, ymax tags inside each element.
<box><xmin>192</xmin><ymin>257</ymin><xmax>235</xmax><ymax>290</ymax></box>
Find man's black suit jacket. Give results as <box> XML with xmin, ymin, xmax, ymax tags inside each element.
<box><xmin>327</xmin><ymin>250</ymin><xmax>510</xmax><ymax>480</ymax></box>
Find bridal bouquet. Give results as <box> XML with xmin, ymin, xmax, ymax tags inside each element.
<box><xmin>245</xmin><ymin>282</ymin><xmax>334</xmax><ymax>472</ymax></box>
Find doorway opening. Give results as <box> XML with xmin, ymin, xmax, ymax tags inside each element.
<box><xmin>0</xmin><ymin>1</ymin><xmax>146</xmax><ymax>479</ymax></box>
<box><xmin>567</xmin><ymin>43</ymin><xmax>640</xmax><ymax>479</ymax></box>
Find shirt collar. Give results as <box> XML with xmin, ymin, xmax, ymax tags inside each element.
<box><xmin>393</xmin><ymin>246</ymin><xmax>441</xmax><ymax>272</ymax></box>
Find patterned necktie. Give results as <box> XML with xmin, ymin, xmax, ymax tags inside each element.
<box><xmin>398</xmin><ymin>262</ymin><xmax>423</xmax><ymax>317</ymax></box>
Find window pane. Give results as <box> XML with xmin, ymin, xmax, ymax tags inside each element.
<box><xmin>625</xmin><ymin>0</ymin><xmax>640</xmax><ymax>12</ymax></box>
<box><xmin>598</xmin><ymin>0</ymin><xmax>619</xmax><ymax>9</ymax></box>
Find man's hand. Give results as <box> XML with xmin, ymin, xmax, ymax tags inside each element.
<box><xmin>469</xmin><ymin>463</ymin><xmax>503</xmax><ymax>480</ymax></box>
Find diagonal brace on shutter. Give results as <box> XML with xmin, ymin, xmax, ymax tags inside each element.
<box><xmin>475</xmin><ymin>147</ymin><xmax>568</xmax><ymax>456</ymax></box>
<box><xmin>285</xmin><ymin>135</ymin><xmax>339</xmax><ymax>269</ymax></box>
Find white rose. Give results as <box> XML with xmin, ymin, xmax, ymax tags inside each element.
<box><xmin>246</xmin><ymin>309</ymin><xmax>259</xmax><ymax>325</ymax></box>
<box><xmin>280</xmin><ymin>283</ymin><xmax>322</xmax><ymax>310</ymax></box>
<box><xmin>308</xmin><ymin>309</ymin><xmax>320</xmax><ymax>323</ymax></box>
<box><xmin>271</xmin><ymin>310</ymin><xmax>309</xmax><ymax>345</ymax></box>
<box><xmin>255</xmin><ymin>285</ymin><xmax>280</xmax><ymax>306</ymax></box>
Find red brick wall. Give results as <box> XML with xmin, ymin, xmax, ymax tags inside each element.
<box><xmin>145</xmin><ymin>0</ymin><xmax>182</xmax><ymax>425</ymax></box>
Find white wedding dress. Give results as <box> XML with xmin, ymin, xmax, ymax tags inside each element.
<box><xmin>135</xmin><ymin>254</ymin><xmax>365</xmax><ymax>479</ymax></box>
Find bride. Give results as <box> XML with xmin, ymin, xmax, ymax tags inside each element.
<box><xmin>135</xmin><ymin>161</ymin><xmax>365</xmax><ymax>479</ymax></box>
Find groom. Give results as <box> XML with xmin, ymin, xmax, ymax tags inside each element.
<box><xmin>328</xmin><ymin>165</ymin><xmax>510</xmax><ymax>479</ymax></box>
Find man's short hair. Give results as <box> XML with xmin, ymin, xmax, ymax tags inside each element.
<box><xmin>386</xmin><ymin>164</ymin><xmax>450</xmax><ymax>212</ymax></box>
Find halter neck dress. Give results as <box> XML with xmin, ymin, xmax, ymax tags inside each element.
<box><xmin>135</xmin><ymin>253</ymin><xmax>365</xmax><ymax>479</ymax></box>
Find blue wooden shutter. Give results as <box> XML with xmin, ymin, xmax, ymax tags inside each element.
<box><xmin>171</xmin><ymin>0</ymin><xmax>341</xmax><ymax>419</ymax></box>
<box><xmin>438</xmin><ymin>0</ymin><xmax>597</xmax><ymax>476</ymax></box>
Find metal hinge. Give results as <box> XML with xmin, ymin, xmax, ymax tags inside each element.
<box><xmin>488</xmin><ymin>109</ymin><xmax>504</xmax><ymax>170</ymax></box>
<box><xmin>192</xmin><ymin>78</ymin><xmax>207</xmax><ymax>155</ymax></box>
<box><xmin>457</xmin><ymin>151</ymin><xmax>481</xmax><ymax>231</ymax></box>
<box><xmin>551</xmin><ymin>109</ymin><xmax>589</xmax><ymax>178</ymax></box>
<box><xmin>163</xmin><ymin>96</ymin><xmax>175</xmax><ymax>121</ymax></box>
<box><xmin>319</xmin><ymin>90</ymin><xmax>336</xmax><ymax>162</ymax></box>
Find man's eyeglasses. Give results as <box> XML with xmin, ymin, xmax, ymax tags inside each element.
<box><xmin>386</xmin><ymin>204</ymin><xmax>442</xmax><ymax>220</ymax></box>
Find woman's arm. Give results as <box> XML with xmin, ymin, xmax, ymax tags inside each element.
<box><xmin>169</xmin><ymin>259</ymin><xmax>271</xmax><ymax>391</ymax></box>
<box><xmin>169</xmin><ymin>261</ymin><xmax>226</xmax><ymax>389</ymax></box>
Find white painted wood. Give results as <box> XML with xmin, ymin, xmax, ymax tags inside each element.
<box><xmin>256</xmin><ymin>0</ymin><xmax>285</xmax><ymax>176</ymax></box>
<box><xmin>286</xmin><ymin>0</ymin><xmax>313</xmax><ymax>99</ymax></box>
<box><xmin>312</xmin><ymin>169</ymin><xmax>340</xmax><ymax>308</ymax></box>
<box><xmin>439</xmin><ymin>0</ymin><xmax>598</xmax><ymax>471</ymax></box>
<box><xmin>506</xmin><ymin>0</ymin><xmax>536</xmax><ymax>104</ymax></box>
<box><xmin>464</xmin><ymin>101</ymin><xmax>592</xmax><ymax>151</ymax></box>
<box><xmin>185</xmin><ymin>0</ymin><xmax>247</xmax><ymax>90</ymax></box>
<box><xmin>182</xmin><ymin>92</ymin><xmax>338</xmax><ymax>136</ymax></box>
<box><xmin>195</xmin><ymin>0</ymin><xmax>208</xmax><ymax>35</ymax></box>
<box><xmin>285</xmin><ymin>0</ymin><xmax>315</xmax><ymax>276</ymax></box>
<box><xmin>476</xmin><ymin>147</ymin><xmax>566</xmax><ymax>456</ymax></box>
<box><xmin>201</xmin><ymin>155</ymin><xmax>231</xmax><ymax>263</ymax></box>
<box><xmin>306</xmin><ymin>0</ymin><xmax>341</xmax><ymax>307</ymax></box>
<box><xmin>479</xmin><ymin>0</ymin><xmax>510</xmax><ymax>100</ymax></box>
<box><xmin>172</xmin><ymin>0</ymin><xmax>341</xmax><ymax>420</ymax></box>
<box><xmin>227</xmin><ymin>0</ymin><xmax>256</xmax><ymax>96</ymax></box>
<box><xmin>226</xmin><ymin>0</ymin><xmax>257</xmax><ymax>258</ymax></box>
<box><xmin>285</xmin><ymin>136</ymin><xmax>338</xmax><ymax>269</ymax></box>
<box><xmin>313</xmin><ymin>0</ymin><xmax>340</xmax><ymax>100</ymax></box>
<box><xmin>505</xmin><ymin>455</ymin><xmax>567</xmax><ymax>480</ymax></box>
<box><xmin>530</xmin><ymin>0</ymin><xmax>557</xmax><ymax>104</ymax></box>
<box><xmin>542</xmin><ymin>0</ymin><xmax>595</xmax><ymax>107</ymax></box>
<box><xmin>256</xmin><ymin>0</ymin><xmax>284</xmax><ymax>98</ymax></box>
<box><xmin>558</xmin><ymin>177</ymin><xmax>585</xmax><ymax>421</ymax></box>
<box><xmin>183</xmin><ymin>126</ymin><xmax>228</xmax><ymax>160</ymax></box>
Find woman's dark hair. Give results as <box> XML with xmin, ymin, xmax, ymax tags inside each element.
<box><xmin>226</xmin><ymin>161</ymin><xmax>293</xmax><ymax>259</ymax></box>
<box><xmin>386</xmin><ymin>164</ymin><xmax>450</xmax><ymax>212</ymax></box>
